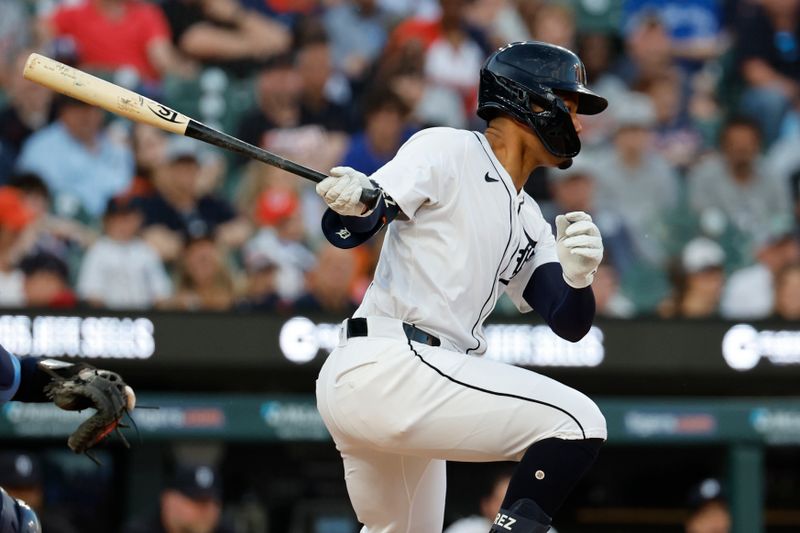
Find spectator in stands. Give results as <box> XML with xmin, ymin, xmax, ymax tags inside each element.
<box><xmin>422</xmin><ymin>0</ymin><xmax>486</xmax><ymax>117</ymax></box>
<box><xmin>0</xmin><ymin>451</ymin><xmax>78</xmax><ymax>533</ymax></box>
<box><xmin>688</xmin><ymin>117</ymin><xmax>791</xmax><ymax>256</ymax></box>
<box><xmin>123</xmin><ymin>463</ymin><xmax>234</xmax><ymax>533</ymax></box>
<box><xmin>444</xmin><ymin>468</ymin><xmax>513</xmax><ymax>533</ymax></box>
<box><xmin>7</xmin><ymin>172</ymin><xmax>96</xmax><ymax>263</ymax></box>
<box><xmin>130</xmin><ymin>124</ymin><xmax>168</xmax><ymax>198</ymax></box>
<box><xmin>592</xmin><ymin>261</ymin><xmax>636</xmax><ymax>319</ymax></box>
<box><xmin>0</xmin><ymin>50</ymin><xmax>53</xmax><ymax>181</ymax></box>
<box><xmin>575</xmin><ymin>33</ymin><xmax>628</xmax><ymax>148</ymax></box>
<box><xmin>340</xmin><ymin>87</ymin><xmax>414</xmax><ymax>176</ymax></box>
<box><xmin>659</xmin><ymin>237</ymin><xmax>726</xmax><ymax>318</ymax></box>
<box><xmin>721</xmin><ymin>223</ymin><xmax>800</xmax><ymax>319</ymax></box>
<box><xmin>767</xmin><ymin>107</ymin><xmax>800</xmax><ymax>185</ymax></box>
<box><xmin>161</xmin><ymin>0</ymin><xmax>290</xmax><ymax>78</ymax></box>
<box><xmin>238</xmin><ymin>36</ymin><xmax>351</xmax><ymax>173</ymax></box>
<box><xmin>377</xmin><ymin>27</ymin><xmax>465</xmax><ymax>129</ymax></box>
<box><xmin>462</xmin><ymin>0</ymin><xmax>531</xmax><ymax>48</ymax></box>
<box><xmin>261</xmin><ymin>0</ymin><xmax>317</xmax><ymax>18</ymax></box>
<box><xmin>165</xmin><ymin>234</ymin><xmax>238</xmax><ymax>311</ymax></box>
<box><xmin>323</xmin><ymin>0</ymin><xmax>390</xmax><ymax>81</ymax></box>
<box><xmin>528</xmin><ymin>2</ymin><xmax>575</xmax><ymax>50</ymax></box>
<box><xmin>237</xmin><ymin>244</ymin><xmax>283</xmax><ymax>311</ymax></box>
<box><xmin>623</xmin><ymin>0</ymin><xmax>724</xmax><ymax>71</ymax></box>
<box><xmin>387</xmin><ymin>0</ymin><xmax>488</xmax><ymax>119</ymax></box>
<box><xmin>20</xmin><ymin>251</ymin><xmax>76</xmax><ymax>308</ymax></box>
<box><xmin>645</xmin><ymin>72</ymin><xmax>704</xmax><ymax>170</ymax></box>
<box><xmin>793</xmin><ymin>171</ymin><xmax>800</xmax><ymax>231</ymax></box>
<box><xmin>735</xmin><ymin>0</ymin><xmax>800</xmax><ymax>147</ymax></box>
<box><xmin>388</xmin><ymin>0</ymin><xmax>487</xmax><ymax>54</ymax></box>
<box><xmin>0</xmin><ymin>186</ymin><xmax>35</xmax><ymax>306</ymax></box>
<box><xmin>774</xmin><ymin>262</ymin><xmax>800</xmax><ymax>320</ymax></box>
<box><xmin>38</xmin><ymin>0</ymin><xmax>192</xmax><ymax>85</ymax></box>
<box><xmin>242</xmin><ymin>187</ymin><xmax>316</xmax><ymax>301</ymax></box>
<box><xmin>15</xmin><ymin>95</ymin><xmax>134</xmax><ymax>220</ymax></box>
<box><xmin>0</xmin><ymin>0</ymin><xmax>31</xmax><ymax>89</ymax></box>
<box><xmin>294</xmin><ymin>243</ymin><xmax>359</xmax><ymax>314</ymax></box>
<box><xmin>617</xmin><ymin>13</ymin><xmax>676</xmax><ymax>91</ymax></box>
<box><xmin>140</xmin><ymin>137</ymin><xmax>249</xmax><ymax>261</ymax></box>
<box><xmin>545</xmin><ymin>158</ymin><xmax>638</xmax><ymax>277</ymax></box>
<box><xmin>77</xmin><ymin>195</ymin><xmax>172</xmax><ymax>310</ymax></box>
<box><xmin>237</xmin><ymin>53</ymin><xmax>302</xmax><ymax>148</ymax></box>
<box><xmin>295</xmin><ymin>30</ymin><xmax>354</xmax><ymax>133</ymax></box>
<box><xmin>684</xmin><ymin>478</ymin><xmax>730</xmax><ymax>533</ymax></box>
<box><xmin>591</xmin><ymin>93</ymin><xmax>679</xmax><ymax>267</ymax></box>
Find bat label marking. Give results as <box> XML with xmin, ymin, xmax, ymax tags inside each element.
<box><xmin>146</xmin><ymin>103</ymin><xmax>185</xmax><ymax>124</ymax></box>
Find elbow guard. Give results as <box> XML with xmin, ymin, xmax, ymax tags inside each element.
<box><xmin>322</xmin><ymin>185</ymin><xmax>401</xmax><ymax>249</ymax></box>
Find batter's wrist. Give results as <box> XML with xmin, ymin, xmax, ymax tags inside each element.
<box><xmin>563</xmin><ymin>271</ymin><xmax>593</xmax><ymax>289</ymax></box>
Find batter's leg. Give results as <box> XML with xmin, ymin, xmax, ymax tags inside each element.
<box><xmin>340</xmin><ymin>448</ymin><xmax>446</xmax><ymax>533</ymax></box>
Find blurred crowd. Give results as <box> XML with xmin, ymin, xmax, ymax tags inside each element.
<box><xmin>0</xmin><ymin>0</ymin><xmax>799</xmax><ymax>320</ymax></box>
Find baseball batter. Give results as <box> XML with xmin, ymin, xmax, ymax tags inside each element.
<box><xmin>315</xmin><ymin>41</ymin><xmax>608</xmax><ymax>533</ymax></box>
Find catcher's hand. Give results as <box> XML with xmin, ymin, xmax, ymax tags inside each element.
<box><xmin>38</xmin><ymin>360</ymin><xmax>136</xmax><ymax>459</ymax></box>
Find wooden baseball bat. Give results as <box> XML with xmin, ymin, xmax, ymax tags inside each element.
<box><xmin>22</xmin><ymin>53</ymin><xmax>379</xmax><ymax>206</ymax></box>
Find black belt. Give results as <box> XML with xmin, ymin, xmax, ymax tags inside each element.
<box><xmin>345</xmin><ymin>318</ymin><xmax>441</xmax><ymax>347</ymax></box>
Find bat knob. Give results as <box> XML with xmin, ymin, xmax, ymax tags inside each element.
<box><xmin>359</xmin><ymin>187</ymin><xmax>381</xmax><ymax>211</ymax></box>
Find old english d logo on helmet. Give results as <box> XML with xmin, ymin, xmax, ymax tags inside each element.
<box><xmin>477</xmin><ymin>41</ymin><xmax>608</xmax><ymax>159</ymax></box>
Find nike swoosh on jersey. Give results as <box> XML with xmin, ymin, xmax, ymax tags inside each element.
<box><xmin>484</xmin><ymin>172</ymin><xmax>499</xmax><ymax>183</ymax></box>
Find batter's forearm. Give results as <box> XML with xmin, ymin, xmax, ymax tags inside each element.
<box><xmin>546</xmin><ymin>285</ymin><xmax>595</xmax><ymax>342</ymax></box>
<box><xmin>524</xmin><ymin>262</ymin><xmax>595</xmax><ymax>342</ymax></box>
<box><xmin>0</xmin><ymin>347</ymin><xmax>50</xmax><ymax>402</ymax></box>
<box><xmin>12</xmin><ymin>356</ymin><xmax>51</xmax><ymax>403</ymax></box>
<box><xmin>0</xmin><ymin>347</ymin><xmax>20</xmax><ymax>402</ymax></box>
<box><xmin>323</xmin><ymin>185</ymin><xmax>403</xmax><ymax>248</ymax></box>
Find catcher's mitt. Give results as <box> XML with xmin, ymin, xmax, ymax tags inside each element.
<box><xmin>37</xmin><ymin>359</ymin><xmax>136</xmax><ymax>461</ymax></box>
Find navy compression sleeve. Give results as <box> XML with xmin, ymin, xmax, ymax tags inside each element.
<box><xmin>339</xmin><ymin>187</ymin><xmax>402</xmax><ymax>233</ymax></box>
<box><xmin>0</xmin><ymin>346</ymin><xmax>20</xmax><ymax>402</ymax></box>
<box><xmin>522</xmin><ymin>262</ymin><xmax>595</xmax><ymax>342</ymax></box>
<box><xmin>322</xmin><ymin>187</ymin><xmax>403</xmax><ymax>249</ymax></box>
<box><xmin>12</xmin><ymin>357</ymin><xmax>50</xmax><ymax>403</ymax></box>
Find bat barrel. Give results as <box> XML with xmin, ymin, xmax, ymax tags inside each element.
<box><xmin>22</xmin><ymin>53</ymin><xmax>380</xmax><ymax>207</ymax></box>
<box><xmin>23</xmin><ymin>53</ymin><xmax>190</xmax><ymax>135</ymax></box>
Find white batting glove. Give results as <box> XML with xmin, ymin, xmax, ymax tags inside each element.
<box><xmin>556</xmin><ymin>211</ymin><xmax>604</xmax><ymax>289</ymax></box>
<box><xmin>316</xmin><ymin>166</ymin><xmax>375</xmax><ymax>216</ymax></box>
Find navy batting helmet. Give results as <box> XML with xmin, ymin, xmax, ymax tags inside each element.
<box><xmin>0</xmin><ymin>488</ymin><xmax>41</xmax><ymax>533</ymax></box>
<box><xmin>477</xmin><ymin>41</ymin><xmax>607</xmax><ymax>160</ymax></box>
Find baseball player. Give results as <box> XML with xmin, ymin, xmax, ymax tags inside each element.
<box><xmin>315</xmin><ymin>41</ymin><xmax>608</xmax><ymax>533</ymax></box>
<box><xmin>0</xmin><ymin>344</ymin><xmax>135</xmax><ymax>533</ymax></box>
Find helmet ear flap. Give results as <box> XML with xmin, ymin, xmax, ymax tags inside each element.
<box><xmin>478</xmin><ymin>68</ymin><xmax>580</xmax><ymax>158</ymax></box>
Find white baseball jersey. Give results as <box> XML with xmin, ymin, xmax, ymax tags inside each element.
<box><xmin>353</xmin><ymin>127</ymin><xmax>559</xmax><ymax>354</ymax></box>
<box><xmin>317</xmin><ymin>126</ymin><xmax>606</xmax><ymax>533</ymax></box>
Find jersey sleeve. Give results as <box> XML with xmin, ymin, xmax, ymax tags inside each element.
<box><xmin>503</xmin><ymin>201</ymin><xmax>559</xmax><ymax>313</ymax></box>
<box><xmin>368</xmin><ymin>128</ymin><xmax>465</xmax><ymax>220</ymax></box>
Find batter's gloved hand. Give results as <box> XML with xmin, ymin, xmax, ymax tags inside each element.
<box><xmin>556</xmin><ymin>211</ymin><xmax>603</xmax><ymax>289</ymax></box>
<box><xmin>38</xmin><ymin>360</ymin><xmax>136</xmax><ymax>462</ymax></box>
<box><xmin>316</xmin><ymin>166</ymin><xmax>375</xmax><ymax>216</ymax></box>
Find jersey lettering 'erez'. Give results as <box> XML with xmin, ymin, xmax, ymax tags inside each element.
<box><xmin>354</xmin><ymin>127</ymin><xmax>559</xmax><ymax>354</ymax></box>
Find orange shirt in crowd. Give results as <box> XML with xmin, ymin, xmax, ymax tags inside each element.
<box><xmin>49</xmin><ymin>0</ymin><xmax>171</xmax><ymax>82</ymax></box>
<box><xmin>388</xmin><ymin>18</ymin><xmax>442</xmax><ymax>52</ymax></box>
<box><xmin>265</xmin><ymin>0</ymin><xmax>316</xmax><ymax>14</ymax></box>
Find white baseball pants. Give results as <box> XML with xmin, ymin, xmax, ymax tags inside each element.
<box><xmin>315</xmin><ymin>317</ymin><xmax>607</xmax><ymax>533</ymax></box>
